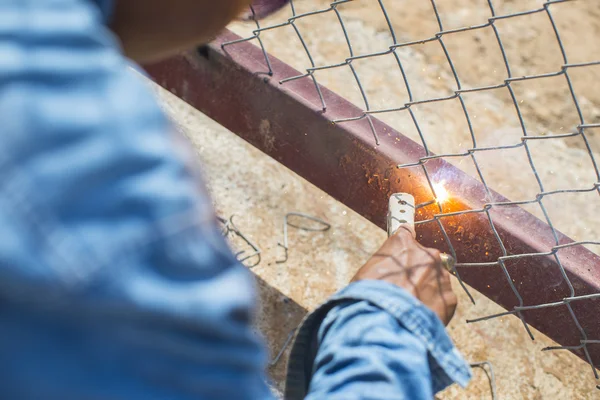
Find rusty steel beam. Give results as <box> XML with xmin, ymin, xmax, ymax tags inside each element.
<box><xmin>144</xmin><ymin>30</ymin><xmax>600</xmax><ymax>370</ymax></box>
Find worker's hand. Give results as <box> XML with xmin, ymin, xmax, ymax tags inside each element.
<box><xmin>352</xmin><ymin>226</ymin><xmax>457</xmax><ymax>325</ymax></box>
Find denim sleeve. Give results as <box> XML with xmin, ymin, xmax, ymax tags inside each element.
<box><xmin>286</xmin><ymin>280</ymin><xmax>472</xmax><ymax>399</ymax></box>
<box><xmin>0</xmin><ymin>1</ymin><xmax>272</xmax><ymax>399</ymax></box>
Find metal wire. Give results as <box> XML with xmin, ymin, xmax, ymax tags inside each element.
<box><xmin>269</xmin><ymin>328</ymin><xmax>296</xmax><ymax>367</ymax></box>
<box><xmin>276</xmin><ymin>212</ymin><xmax>331</xmax><ymax>263</ymax></box>
<box><xmin>224</xmin><ymin>0</ymin><xmax>600</xmax><ymax>387</ymax></box>
<box><xmin>470</xmin><ymin>361</ymin><xmax>498</xmax><ymax>400</ymax></box>
<box><xmin>218</xmin><ymin>215</ymin><xmax>262</xmax><ymax>267</ymax></box>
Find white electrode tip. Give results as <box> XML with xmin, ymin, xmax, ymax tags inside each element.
<box><xmin>387</xmin><ymin>193</ymin><xmax>415</xmax><ymax>237</ymax></box>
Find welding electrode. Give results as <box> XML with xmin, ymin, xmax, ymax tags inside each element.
<box><xmin>387</xmin><ymin>193</ymin><xmax>455</xmax><ymax>273</ymax></box>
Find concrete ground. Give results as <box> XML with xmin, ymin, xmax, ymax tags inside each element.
<box><xmin>152</xmin><ymin>83</ymin><xmax>598</xmax><ymax>399</ymax></box>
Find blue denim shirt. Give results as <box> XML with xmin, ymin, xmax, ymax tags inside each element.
<box><xmin>0</xmin><ymin>0</ymin><xmax>471</xmax><ymax>398</ymax></box>
<box><xmin>286</xmin><ymin>281</ymin><xmax>471</xmax><ymax>399</ymax></box>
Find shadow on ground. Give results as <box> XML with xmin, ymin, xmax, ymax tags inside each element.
<box><xmin>254</xmin><ymin>274</ymin><xmax>307</xmax><ymax>391</ymax></box>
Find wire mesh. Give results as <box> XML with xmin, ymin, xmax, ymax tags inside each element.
<box><xmin>223</xmin><ymin>0</ymin><xmax>600</xmax><ymax>387</ymax></box>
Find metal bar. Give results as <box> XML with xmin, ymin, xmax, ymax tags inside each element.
<box><xmin>144</xmin><ymin>30</ymin><xmax>600</xmax><ymax>367</ymax></box>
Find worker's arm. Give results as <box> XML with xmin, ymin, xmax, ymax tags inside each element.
<box><xmin>286</xmin><ymin>228</ymin><xmax>472</xmax><ymax>399</ymax></box>
<box><xmin>100</xmin><ymin>0</ymin><xmax>290</xmax><ymax>63</ymax></box>
<box><xmin>107</xmin><ymin>0</ymin><xmax>251</xmax><ymax>63</ymax></box>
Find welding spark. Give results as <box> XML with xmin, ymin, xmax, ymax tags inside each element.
<box><xmin>433</xmin><ymin>181</ymin><xmax>450</xmax><ymax>204</ymax></box>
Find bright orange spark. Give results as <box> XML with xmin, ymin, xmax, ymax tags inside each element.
<box><xmin>433</xmin><ymin>181</ymin><xmax>450</xmax><ymax>204</ymax></box>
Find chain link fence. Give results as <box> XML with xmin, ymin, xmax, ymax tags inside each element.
<box><xmin>223</xmin><ymin>0</ymin><xmax>600</xmax><ymax>388</ymax></box>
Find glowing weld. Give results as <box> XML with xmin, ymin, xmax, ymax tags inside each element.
<box><xmin>433</xmin><ymin>181</ymin><xmax>450</xmax><ymax>204</ymax></box>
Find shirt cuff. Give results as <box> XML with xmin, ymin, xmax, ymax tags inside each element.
<box><xmin>285</xmin><ymin>280</ymin><xmax>472</xmax><ymax>399</ymax></box>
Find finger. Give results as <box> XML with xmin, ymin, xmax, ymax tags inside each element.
<box><xmin>373</xmin><ymin>227</ymin><xmax>418</xmax><ymax>260</ymax></box>
<box><xmin>392</xmin><ymin>224</ymin><xmax>416</xmax><ymax>239</ymax></box>
<box><xmin>387</xmin><ymin>226</ymin><xmax>417</xmax><ymax>250</ymax></box>
<box><xmin>443</xmin><ymin>290</ymin><xmax>458</xmax><ymax>324</ymax></box>
<box><xmin>436</xmin><ymin>267</ymin><xmax>457</xmax><ymax>325</ymax></box>
<box><xmin>429</xmin><ymin>267</ymin><xmax>457</xmax><ymax>325</ymax></box>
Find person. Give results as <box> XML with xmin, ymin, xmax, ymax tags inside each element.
<box><xmin>0</xmin><ymin>0</ymin><xmax>471</xmax><ymax>398</ymax></box>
